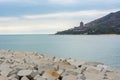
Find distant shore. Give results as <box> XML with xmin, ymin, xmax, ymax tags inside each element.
<box><xmin>0</xmin><ymin>50</ymin><xmax>120</xmax><ymax>80</ymax></box>
<box><xmin>55</xmin><ymin>34</ymin><xmax>120</xmax><ymax>35</ymax></box>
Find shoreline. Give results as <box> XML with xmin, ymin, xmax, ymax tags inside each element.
<box><xmin>0</xmin><ymin>33</ymin><xmax>120</xmax><ymax>35</ymax></box>
<box><xmin>0</xmin><ymin>50</ymin><xmax>120</xmax><ymax>80</ymax></box>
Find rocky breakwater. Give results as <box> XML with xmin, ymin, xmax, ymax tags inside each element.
<box><xmin>0</xmin><ymin>50</ymin><xmax>120</xmax><ymax>80</ymax></box>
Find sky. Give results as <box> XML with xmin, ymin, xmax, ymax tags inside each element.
<box><xmin>0</xmin><ymin>0</ymin><xmax>120</xmax><ymax>34</ymax></box>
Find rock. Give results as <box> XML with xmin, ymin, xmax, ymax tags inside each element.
<box><xmin>61</xmin><ymin>70</ymin><xmax>78</xmax><ymax>77</ymax></box>
<box><xmin>34</xmin><ymin>76</ymin><xmax>46</xmax><ymax>80</ymax></box>
<box><xmin>13</xmin><ymin>51</ymin><xmax>26</xmax><ymax>60</ymax></box>
<box><xmin>84</xmin><ymin>66</ymin><xmax>101</xmax><ymax>74</ymax></box>
<box><xmin>84</xmin><ymin>62</ymin><xmax>104</xmax><ymax>67</ymax></box>
<box><xmin>85</xmin><ymin>73</ymin><xmax>104</xmax><ymax>80</ymax></box>
<box><xmin>56</xmin><ymin>62</ymin><xmax>76</xmax><ymax>70</ymax></box>
<box><xmin>0</xmin><ymin>64</ymin><xmax>12</xmax><ymax>76</ymax></box>
<box><xmin>1</xmin><ymin>70</ymin><xmax>12</xmax><ymax>76</ymax></box>
<box><xmin>77</xmin><ymin>74</ymin><xmax>86</xmax><ymax>80</ymax></box>
<box><xmin>42</xmin><ymin>70</ymin><xmax>60</xmax><ymax>80</ymax></box>
<box><xmin>47</xmin><ymin>70</ymin><xmax>60</xmax><ymax>78</ymax></box>
<box><xmin>8</xmin><ymin>74</ymin><xmax>18</xmax><ymax>80</ymax></box>
<box><xmin>97</xmin><ymin>64</ymin><xmax>108</xmax><ymax>69</ymax></box>
<box><xmin>15</xmin><ymin>64</ymin><xmax>30</xmax><ymax>70</ymax></box>
<box><xmin>62</xmin><ymin>75</ymin><xmax>77</xmax><ymax>80</ymax></box>
<box><xmin>0</xmin><ymin>76</ymin><xmax>8</xmax><ymax>80</ymax></box>
<box><xmin>34</xmin><ymin>75</ymin><xmax>40</xmax><ymax>80</ymax></box>
<box><xmin>106</xmin><ymin>71</ymin><xmax>120</xmax><ymax>80</ymax></box>
<box><xmin>66</xmin><ymin>58</ymin><xmax>85</xmax><ymax>67</ymax></box>
<box><xmin>52</xmin><ymin>57</ymin><xmax>60</xmax><ymax>62</ymax></box>
<box><xmin>21</xmin><ymin>76</ymin><xmax>29</xmax><ymax>80</ymax></box>
<box><xmin>38</xmin><ymin>64</ymin><xmax>55</xmax><ymax>74</ymax></box>
<box><xmin>0</xmin><ymin>50</ymin><xmax>120</xmax><ymax>80</ymax></box>
<box><xmin>57</xmin><ymin>69</ymin><xmax>64</xmax><ymax>74</ymax></box>
<box><xmin>11</xmin><ymin>78</ymin><xmax>18</xmax><ymax>80</ymax></box>
<box><xmin>17</xmin><ymin>70</ymin><xmax>32</xmax><ymax>76</ymax></box>
<box><xmin>30</xmin><ymin>70</ymin><xmax>39</xmax><ymax>78</ymax></box>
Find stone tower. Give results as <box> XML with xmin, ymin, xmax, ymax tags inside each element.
<box><xmin>80</xmin><ymin>21</ymin><xmax>84</xmax><ymax>29</ymax></box>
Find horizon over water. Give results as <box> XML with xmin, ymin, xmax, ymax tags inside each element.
<box><xmin>0</xmin><ymin>34</ymin><xmax>120</xmax><ymax>68</ymax></box>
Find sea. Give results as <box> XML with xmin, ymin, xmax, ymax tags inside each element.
<box><xmin>0</xmin><ymin>34</ymin><xmax>120</xmax><ymax>68</ymax></box>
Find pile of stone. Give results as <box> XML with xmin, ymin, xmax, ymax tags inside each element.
<box><xmin>0</xmin><ymin>50</ymin><xmax>120</xmax><ymax>80</ymax></box>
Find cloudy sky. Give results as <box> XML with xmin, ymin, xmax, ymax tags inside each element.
<box><xmin>0</xmin><ymin>0</ymin><xmax>120</xmax><ymax>34</ymax></box>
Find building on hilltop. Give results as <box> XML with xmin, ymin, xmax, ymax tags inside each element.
<box><xmin>73</xmin><ymin>21</ymin><xmax>85</xmax><ymax>32</ymax></box>
<box><xmin>79</xmin><ymin>21</ymin><xmax>84</xmax><ymax>29</ymax></box>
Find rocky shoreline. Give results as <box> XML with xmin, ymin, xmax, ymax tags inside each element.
<box><xmin>0</xmin><ymin>50</ymin><xmax>120</xmax><ymax>80</ymax></box>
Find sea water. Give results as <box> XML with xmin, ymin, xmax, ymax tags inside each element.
<box><xmin>0</xmin><ymin>34</ymin><xmax>120</xmax><ymax>68</ymax></box>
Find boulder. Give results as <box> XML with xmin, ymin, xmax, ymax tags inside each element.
<box><xmin>106</xmin><ymin>71</ymin><xmax>120</xmax><ymax>80</ymax></box>
<box><xmin>61</xmin><ymin>70</ymin><xmax>78</xmax><ymax>77</ymax></box>
<box><xmin>66</xmin><ymin>58</ymin><xmax>85</xmax><ymax>67</ymax></box>
<box><xmin>57</xmin><ymin>69</ymin><xmax>64</xmax><ymax>74</ymax></box>
<box><xmin>84</xmin><ymin>73</ymin><xmax>104</xmax><ymax>80</ymax></box>
<box><xmin>38</xmin><ymin>64</ymin><xmax>55</xmax><ymax>74</ymax></box>
<box><xmin>56</xmin><ymin>62</ymin><xmax>76</xmax><ymax>70</ymax></box>
<box><xmin>84</xmin><ymin>66</ymin><xmax>101</xmax><ymax>74</ymax></box>
<box><xmin>11</xmin><ymin>78</ymin><xmax>18</xmax><ymax>80</ymax></box>
<box><xmin>34</xmin><ymin>76</ymin><xmax>46</xmax><ymax>80</ymax></box>
<box><xmin>21</xmin><ymin>76</ymin><xmax>29</xmax><ymax>80</ymax></box>
<box><xmin>0</xmin><ymin>76</ymin><xmax>8</xmax><ymax>80</ymax></box>
<box><xmin>62</xmin><ymin>75</ymin><xmax>77</xmax><ymax>80</ymax></box>
<box><xmin>8</xmin><ymin>74</ymin><xmax>19</xmax><ymax>80</ymax></box>
<box><xmin>84</xmin><ymin>62</ymin><xmax>104</xmax><ymax>67</ymax></box>
<box><xmin>0</xmin><ymin>64</ymin><xmax>12</xmax><ymax>76</ymax></box>
<box><xmin>17</xmin><ymin>70</ymin><xmax>32</xmax><ymax>76</ymax></box>
<box><xmin>42</xmin><ymin>70</ymin><xmax>60</xmax><ymax>80</ymax></box>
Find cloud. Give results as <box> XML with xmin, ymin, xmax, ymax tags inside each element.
<box><xmin>0</xmin><ymin>17</ymin><xmax>18</xmax><ymax>22</ymax></box>
<box><xmin>48</xmin><ymin>0</ymin><xmax>79</xmax><ymax>4</ymax></box>
<box><xmin>0</xmin><ymin>9</ymin><xmax>119</xmax><ymax>34</ymax></box>
<box><xmin>23</xmin><ymin>9</ymin><xmax>119</xmax><ymax>19</ymax></box>
<box><xmin>0</xmin><ymin>0</ymin><xmax>119</xmax><ymax>5</ymax></box>
<box><xmin>0</xmin><ymin>0</ymin><xmax>16</xmax><ymax>2</ymax></box>
<box><xmin>0</xmin><ymin>0</ymin><xmax>78</xmax><ymax>4</ymax></box>
<box><xmin>0</xmin><ymin>19</ymin><xmax>74</xmax><ymax>34</ymax></box>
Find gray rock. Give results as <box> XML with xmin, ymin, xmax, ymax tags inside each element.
<box><xmin>8</xmin><ymin>74</ymin><xmax>18</xmax><ymax>80</ymax></box>
<box><xmin>0</xmin><ymin>64</ymin><xmax>12</xmax><ymax>76</ymax></box>
<box><xmin>34</xmin><ymin>76</ymin><xmax>46</xmax><ymax>80</ymax></box>
<box><xmin>57</xmin><ymin>69</ymin><xmax>64</xmax><ymax>74</ymax></box>
<box><xmin>61</xmin><ymin>70</ymin><xmax>78</xmax><ymax>77</ymax></box>
<box><xmin>85</xmin><ymin>72</ymin><xmax>105</xmax><ymax>80</ymax></box>
<box><xmin>30</xmin><ymin>70</ymin><xmax>39</xmax><ymax>78</ymax></box>
<box><xmin>21</xmin><ymin>76</ymin><xmax>29</xmax><ymax>80</ymax></box>
<box><xmin>62</xmin><ymin>75</ymin><xmax>77</xmax><ymax>80</ymax></box>
<box><xmin>17</xmin><ymin>70</ymin><xmax>32</xmax><ymax>76</ymax></box>
<box><xmin>42</xmin><ymin>70</ymin><xmax>60</xmax><ymax>80</ymax></box>
<box><xmin>0</xmin><ymin>76</ymin><xmax>8</xmax><ymax>80</ymax></box>
<box><xmin>66</xmin><ymin>58</ymin><xmax>85</xmax><ymax>67</ymax></box>
<box><xmin>11</xmin><ymin>78</ymin><xmax>18</xmax><ymax>80</ymax></box>
<box><xmin>106</xmin><ymin>71</ymin><xmax>120</xmax><ymax>80</ymax></box>
<box><xmin>0</xmin><ymin>50</ymin><xmax>120</xmax><ymax>80</ymax></box>
<box><xmin>77</xmin><ymin>74</ymin><xmax>86</xmax><ymax>80</ymax></box>
<box><xmin>84</xmin><ymin>62</ymin><xmax>104</xmax><ymax>67</ymax></box>
<box><xmin>84</xmin><ymin>66</ymin><xmax>101</xmax><ymax>74</ymax></box>
<box><xmin>38</xmin><ymin>64</ymin><xmax>55</xmax><ymax>74</ymax></box>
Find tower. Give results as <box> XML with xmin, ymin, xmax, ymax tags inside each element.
<box><xmin>80</xmin><ymin>21</ymin><xmax>84</xmax><ymax>29</ymax></box>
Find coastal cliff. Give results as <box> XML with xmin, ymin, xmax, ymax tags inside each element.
<box><xmin>0</xmin><ymin>50</ymin><xmax>120</xmax><ymax>80</ymax></box>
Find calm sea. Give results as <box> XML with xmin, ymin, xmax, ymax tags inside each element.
<box><xmin>0</xmin><ymin>34</ymin><xmax>120</xmax><ymax>68</ymax></box>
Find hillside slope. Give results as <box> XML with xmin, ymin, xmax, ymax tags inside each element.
<box><xmin>56</xmin><ymin>11</ymin><xmax>120</xmax><ymax>34</ymax></box>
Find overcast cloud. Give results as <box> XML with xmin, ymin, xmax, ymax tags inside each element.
<box><xmin>0</xmin><ymin>0</ymin><xmax>120</xmax><ymax>34</ymax></box>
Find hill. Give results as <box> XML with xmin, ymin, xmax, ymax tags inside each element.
<box><xmin>56</xmin><ymin>10</ymin><xmax>120</xmax><ymax>35</ymax></box>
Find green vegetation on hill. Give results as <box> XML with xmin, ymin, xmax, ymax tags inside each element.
<box><xmin>56</xmin><ymin>11</ymin><xmax>120</xmax><ymax>35</ymax></box>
